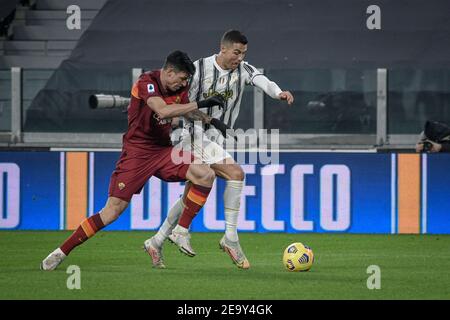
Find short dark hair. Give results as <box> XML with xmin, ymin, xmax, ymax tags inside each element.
<box><xmin>221</xmin><ymin>30</ymin><xmax>248</xmax><ymax>46</ymax></box>
<box><xmin>163</xmin><ymin>50</ymin><xmax>195</xmax><ymax>76</ymax></box>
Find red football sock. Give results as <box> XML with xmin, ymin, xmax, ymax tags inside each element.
<box><xmin>60</xmin><ymin>213</ymin><xmax>105</xmax><ymax>255</ymax></box>
<box><xmin>178</xmin><ymin>184</ymin><xmax>211</xmax><ymax>228</ymax></box>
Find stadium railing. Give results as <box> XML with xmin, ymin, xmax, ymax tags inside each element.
<box><xmin>2</xmin><ymin>66</ymin><xmax>449</xmax><ymax>150</ymax></box>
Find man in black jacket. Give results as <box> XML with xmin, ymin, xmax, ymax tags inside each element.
<box><xmin>416</xmin><ymin>120</ymin><xmax>450</xmax><ymax>153</ymax></box>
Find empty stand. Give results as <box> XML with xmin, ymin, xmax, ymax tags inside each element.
<box><xmin>0</xmin><ymin>0</ymin><xmax>107</xmax><ymax>68</ymax></box>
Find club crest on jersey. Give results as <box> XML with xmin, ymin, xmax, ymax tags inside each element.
<box><xmin>231</xmin><ymin>73</ymin><xmax>239</xmax><ymax>84</ymax></box>
<box><xmin>147</xmin><ymin>84</ymin><xmax>155</xmax><ymax>93</ymax></box>
<box><xmin>118</xmin><ymin>182</ymin><xmax>125</xmax><ymax>190</ymax></box>
<box><xmin>203</xmin><ymin>87</ymin><xmax>233</xmax><ymax>101</ymax></box>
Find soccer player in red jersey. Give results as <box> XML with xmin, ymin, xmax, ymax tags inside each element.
<box><xmin>41</xmin><ymin>51</ymin><xmax>225</xmax><ymax>270</ymax></box>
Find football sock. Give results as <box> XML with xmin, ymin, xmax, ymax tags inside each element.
<box><xmin>178</xmin><ymin>184</ymin><xmax>211</xmax><ymax>228</ymax></box>
<box><xmin>153</xmin><ymin>197</ymin><xmax>185</xmax><ymax>247</ymax></box>
<box><xmin>60</xmin><ymin>213</ymin><xmax>105</xmax><ymax>255</ymax></box>
<box><xmin>224</xmin><ymin>180</ymin><xmax>244</xmax><ymax>242</ymax></box>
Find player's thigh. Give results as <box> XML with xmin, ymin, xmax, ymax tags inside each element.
<box><xmin>154</xmin><ymin>148</ymin><xmax>194</xmax><ymax>182</ymax></box>
<box><xmin>108</xmin><ymin>153</ymin><xmax>158</xmax><ymax>202</ymax></box>
<box><xmin>210</xmin><ymin>158</ymin><xmax>245</xmax><ymax>181</ymax></box>
<box><xmin>180</xmin><ymin>131</ymin><xmax>231</xmax><ymax>165</ymax></box>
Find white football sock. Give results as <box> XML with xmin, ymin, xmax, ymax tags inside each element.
<box><xmin>153</xmin><ymin>198</ymin><xmax>184</xmax><ymax>247</ymax></box>
<box><xmin>224</xmin><ymin>180</ymin><xmax>244</xmax><ymax>242</ymax></box>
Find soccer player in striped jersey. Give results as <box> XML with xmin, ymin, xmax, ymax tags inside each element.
<box><xmin>150</xmin><ymin>30</ymin><xmax>294</xmax><ymax>269</ymax></box>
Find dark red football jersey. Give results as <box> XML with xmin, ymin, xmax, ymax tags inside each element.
<box><xmin>123</xmin><ymin>70</ymin><xmax>189</xmax><ymax>152</ymax></box>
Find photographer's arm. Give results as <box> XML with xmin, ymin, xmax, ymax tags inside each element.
<box><xmin>416</xmin><ymin>140</ymin><xmax>444</xmax><ymax>153</ymax></box>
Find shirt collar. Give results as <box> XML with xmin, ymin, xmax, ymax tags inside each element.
<box><xmin>213</xmin><ymin>54</ymin><xmax>231</xmax><ymax>74</ymax></box>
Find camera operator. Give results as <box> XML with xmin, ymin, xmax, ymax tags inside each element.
<box><xmin>416</xmin><ymin>120</ymin><xmax>450</xmax><ymax>153</ymax></box>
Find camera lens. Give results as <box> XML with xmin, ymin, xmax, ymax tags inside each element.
<box><xmin>423</xmin><ymin>141</ymin><xmax>432</xmax><ymax>152</ymax></box>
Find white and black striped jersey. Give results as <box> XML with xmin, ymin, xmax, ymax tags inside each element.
<box><xmin>188</xmin><ymin>54</ymin><xmax>263</xmax><ymax>129</ymax></box>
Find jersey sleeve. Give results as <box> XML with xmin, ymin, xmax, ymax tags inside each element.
<box><xmin>252</xmin><ymin>74</ymin><xmax>283</xmax><ymax>99</ymax></box>
<box><xmin>131</xmin><ymin>75</ymin><xmax>160</xmax><ymax>102</ymax></box>
<box><xmin>242</xmin><ymin>62</ymin><xmax>263</xmax><ymax>85</ymax></box>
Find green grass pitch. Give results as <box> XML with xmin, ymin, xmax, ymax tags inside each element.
<box><xmin>0</xmin><ymin>231</ymin><xmax>449</xmax><ymax>299</ymax></box>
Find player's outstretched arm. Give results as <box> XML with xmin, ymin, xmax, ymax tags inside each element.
<box><xmin>184</xmin><ymin>110</ymin><xmax>212</xmax><ymax>124</ymax></box>
<box><xmin>147</xmin><ymin>96</ymin><xmax>197</xmax><ymax>119</ymax></box>
<box><xmin>252</xmin><ymin>75</ymin><xmax>294</xmax><ymax>105</ymax></box>
<box><xmin>178</xmin><ymin>95</ymin><xmax>227</xmax><ymax>122</ymax></box>
<box><xmin>147</xmin><ymin>95</ymin><xmax>224</xmax><ymax>119</ymax></box>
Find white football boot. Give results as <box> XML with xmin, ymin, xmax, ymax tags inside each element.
<box><xmin>143</xmin><ymin>237</ymin><xmax>166</xmax><ymax>269</ymax></box>
<box><xmin>219</xmin><ymin>235</ymin><xmax>250</xmax><ymax>269</ymax></box>
<box><xmin>168</xmin><ymin>228</ymin><xmax>196</xmax><ymax>257</ymax></box>
<box><xmin>40</xmin><ymin>248</ymin><xmax>66</xmax><ymax>271</ymax></box>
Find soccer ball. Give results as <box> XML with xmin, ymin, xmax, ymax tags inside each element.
<box><xmin>282</xmin><ymin>242</ymin><xmax>314</xmax><ymax>272</ymax></box>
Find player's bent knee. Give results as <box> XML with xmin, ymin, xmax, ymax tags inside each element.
<box><xmin>203</xmin><ymin>167</ymin><xmax>216</xmax><ymax>184</ymax></box>
<box><xmin>196</xmin><ymin>167</ymin><xmax>215</xmax><ymax>186</ymax></box>
<box><xmin>224</xmin><ymin>164</ymin><xmax>244</xmax><ymax>181</ymax></box>
<box><xmin>187</xmin><ymin>164</ymin><xmax>215</xmax><ymax>186</ymax></box>
<box><xmin>100</xmin><ymin>208</ymin><xmax>117</xmax><ymax>225</ymax></box>
<box><xmin>230</xmin><ymin>165</ymin><xmax>245</xmax><ymax>181</ymax></box>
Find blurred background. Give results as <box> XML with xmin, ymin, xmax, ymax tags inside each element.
<box><xmin>1</xmin><ymin>0</ymin><xmax>449</xmax><ymax>149</ymax></box>
<box><xmin>1</xmin><ymin>0</ymin><xmax>450</xmax><ymax>235</ymax></box>
<box><xmin>1</xmin><ymin>2</ymin><xmax>450</xmax><ymax>301</ymax></box>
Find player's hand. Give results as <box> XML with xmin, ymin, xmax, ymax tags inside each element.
<box><xmin>279</xmin><ymin>91</ymin><xmax>294</xmax><ymax>105</ymax></box>
<box><xmin>210</xmin><ymin>118</ymin><xmax>237</xmax><ymax>141</ymax></box>
<box><xmin>197</xmin><ymin>95</ymin><xmax>225</xmax><ymax>109</ymax></box>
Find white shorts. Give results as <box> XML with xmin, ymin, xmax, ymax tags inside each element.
<box><xmin>175</xmin><ymin>125</ymin><xmax>232</xmax><ymax>165</ymax></box>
